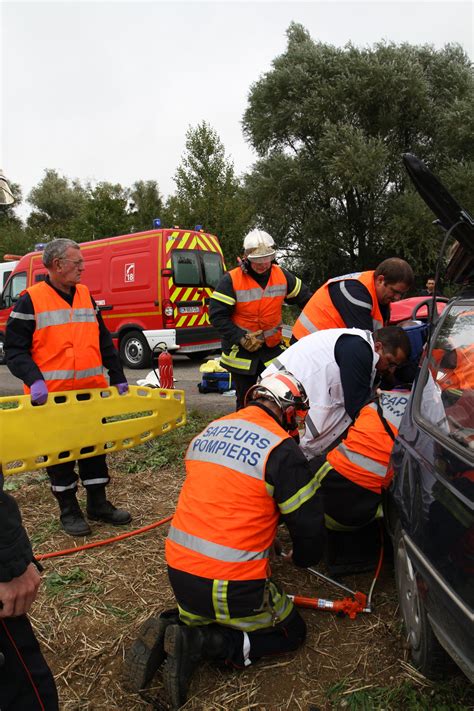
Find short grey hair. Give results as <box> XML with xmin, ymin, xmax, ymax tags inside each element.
<box><xmin>43</xmin><ymin>239</ymin><xmax>80</xmax><ymax>267</ymax></box>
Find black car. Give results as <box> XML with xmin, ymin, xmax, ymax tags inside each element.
<box><xmin>385</xmin><ymin>155</ymin><xmax>474</xmax><ymax>681</ymax></box>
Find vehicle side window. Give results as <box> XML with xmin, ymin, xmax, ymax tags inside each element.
<box><xmin>172</xmin><ymin>251</ymin><xmax>201</xmax><ymax>286</ymax></box>
<box><xmin>419</xmin><ymin>305</ymin><xmax>474</xmax><ymax>448</ymax></box>
<box><xmin>2</xmin><ymin>271</ymin><xmax>27</xmax><ymax>308</ymax></box>
<box><xmin>202</xmin><ymin>252</ymin><xmax>224</xmax><ymax>288</ymax></box>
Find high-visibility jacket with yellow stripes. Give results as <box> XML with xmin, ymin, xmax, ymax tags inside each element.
<box><xmin>166</xmin><ymin>406</ymin><xmax>294</xmax><ymax>582</ymax></box>
<box><xmin>25</xmin><ymin>281</ymin><xmax>107</xmax><ymax>393</ymax></box>
<box><xmin>326</xmin><ymin>389</ymin><xmax>410</xmax><ymax>493</ymax></box>
<box><xmin>293</xmin><ymin>270</ymin><xmax>384</xmax><ymax>340</ymax></box>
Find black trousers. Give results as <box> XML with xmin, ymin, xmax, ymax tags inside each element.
<box><xmin>47</xmin><ymin>454</ymin><xmax>110</xmax><ymax>495</ymax></box>
<box><xmin>0</xmin><ymin>615</ymin><xmax>58</xmax><ymax>711</ymax></box>
<box><xmin>213</xmin><ymin>607</ymin><xmax>307</xmax><ymax>668</ymax></box>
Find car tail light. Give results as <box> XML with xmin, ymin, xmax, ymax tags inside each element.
<box><xmin>163</xmin><ymin>299</ymin><xmax>175</xmax><ymax>327</ymax></box>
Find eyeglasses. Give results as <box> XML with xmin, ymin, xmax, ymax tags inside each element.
<box><xmin>59</xmin><ymin>258</ymin><xmax>84</xmax><ymax>268</ymax></box>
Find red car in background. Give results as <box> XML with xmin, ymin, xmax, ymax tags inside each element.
<box><xmin>389</xmin><ymin>295</ymin><xmax>448</xmax><ymax>325</ymax></box>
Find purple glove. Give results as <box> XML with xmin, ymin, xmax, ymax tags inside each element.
<box><xmin>30</xmin><ymin>379</ymin><xmax>48</xmax><ymax>405</ymax></box>
<box><xmin>116</xmin><ymin>382</ymin><xmax>129</xmax><ymax>395</ymax></box>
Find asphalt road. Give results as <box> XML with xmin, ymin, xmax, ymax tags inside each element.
<box><xmin>0</xmin><ymin>355</ymin><xmax>236</xmax><ymax>416</ymax></box>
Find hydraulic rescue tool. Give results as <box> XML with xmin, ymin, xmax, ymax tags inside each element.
<box><xmin>0</xmin><ymin>385</ymin><xmax>186</xmax><ymax>475</ymax></box>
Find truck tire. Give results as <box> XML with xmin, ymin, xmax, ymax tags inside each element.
<box><xmin>119</xmin><ymin>331</ymin><xmax>151</xmax><ymax>369</ymax></box>
<box><xmin>0</xmin><ymin>333</ymin><xmax>5</xmax><ymax>365</ymax></box>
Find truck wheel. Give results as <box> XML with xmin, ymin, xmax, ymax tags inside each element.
<box><xmin>0</xmin><ymin>334</ymin><xmax>5</xmax><ymax>365</ymax></box>
<box><xmin>119</xmin><ymin>331</ymin><xmax>151</xmax><ymax>369</ymax></box>
<box><xmin>394</xmin><ymin>523</ymin><xmax>448</xmax><ymax>678</ymax></box>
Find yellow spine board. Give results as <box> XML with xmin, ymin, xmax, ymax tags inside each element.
<box><xmin>0</xmin><ymin>385</ymin><xmax>186</xmax><ymax>475</ymax></box>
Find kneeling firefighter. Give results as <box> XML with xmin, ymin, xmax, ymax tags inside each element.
<box><xmin>314</xmin><ymin>388</ymin><xmax>411</xmax><ymax>575</ymax></box>
<box><xmin>124</xmin><ymin>372</ymin><xmax>325</xmax><ymax>708</ymax></box>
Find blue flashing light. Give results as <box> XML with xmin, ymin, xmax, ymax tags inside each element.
<box><xmin>35</xmin><ymin>243</ymin><xmax>47</xmax><ymax>251</ymax></box>
<box><xmin>194</xmin><ymin>224</ymin><xmax>203</xmax><ymax>231</ymax></box>
<box><xmin>153</xmin><ymin>218</ymin><xmax>161</xmax><ymax>228</ymax></box>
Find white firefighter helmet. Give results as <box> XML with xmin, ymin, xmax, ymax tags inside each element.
<box><xmin>243</xmin><ymin>229</ymin><xmax>276</xmax><ymax>261</ymax></box>
<box><xmin>245</xmin><ymin>370</ymin><xmax>309</xmax><ymax>437</ymax></box>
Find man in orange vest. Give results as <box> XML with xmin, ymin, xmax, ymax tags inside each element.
<box><xmin>5</xmin><ymin>239</ymin><xmax>131</xmax><ymax>537</ymax></box>
<box><xmin>125</xmin><ymin>372</ymin><xmax>324</xmax><ymax>708</ymax></box>
<box><xmin>210</xmin><ymin>230</ymin><xmax>312</xmax><ymax>410</ymax></box>
<box><xmin>292</xmin><ymin>258</ymin><xmax>414</xmax><ymax>341</ymax></box>
<box><xmin>313</xmin><ymin>388</ymin><xmax>411</xmax><ymax>575</ymax></box>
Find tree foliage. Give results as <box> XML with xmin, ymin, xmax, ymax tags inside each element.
<box><xmin>168</xmin><ymin>121</ymin><xmax>254</xmax><ymax>265</ymax></box>
<box><xmin>243</xmin><ymin>24</ymin><xmax>474</xmax><ymax>287</ymax></box>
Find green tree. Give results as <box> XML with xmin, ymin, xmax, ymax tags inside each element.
<box><xmin>27</xmin><ymin>169</ymin><xmax>87</xmax><ymax>242</ymax></box>
<box><xmin>70</xmin><ymin>182</ymin><xmax>131</xmax><ymax>241</ymax></box>
<box><xmin>169</xmin><ymin>121</ymin><xmax>254</xmax><ymax>265</ymax></box>
<box><xmin>243</xmin><ymin>25</ymin><xmax>474</xmax><ymax>287</ymax></box>
<box><xmin>0</xmin><ymin>182</ymin><xmax>29</xmax><ymax>258</ymax></box>
<box><xmin>128</xmin><ymin>180</ymin><xmax>164</xmax><ymax>232</ymax></box>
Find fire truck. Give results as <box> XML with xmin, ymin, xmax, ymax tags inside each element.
<box><xmin>0</xmin><ymin>227</ymin><xmax>225</xmax><ymax>368</ymax></box>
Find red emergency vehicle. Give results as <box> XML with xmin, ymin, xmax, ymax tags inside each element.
<box><xmin>0</xmin><ymin>227</ymin><xmax>225</xmax><ymax>368</ymax></box>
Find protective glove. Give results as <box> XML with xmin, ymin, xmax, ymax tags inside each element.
<box><xmin>239</xmin><ymin>330</ymin><xmax>264</xmax><ymax>353</ymax></box>
<box><xmin>116</xmin><ymin>382</ymin><xmax>129</xmax><ymax>395</ymax></box>
<box><xmin>30</xmin><ymin>379</ymin><xmax>48</xmax><ymax>405</ymax></box>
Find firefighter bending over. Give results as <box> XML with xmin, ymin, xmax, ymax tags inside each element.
<box><xmin>124</xmin><ymin>372</ymin><xmax>325</xmax><ymax>709</ymax></box>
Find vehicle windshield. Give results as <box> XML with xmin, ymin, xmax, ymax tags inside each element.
<box><xmin>420</xmin><ymin>303</ymin><xmax>474</xmax><ymax>450</ymax></box>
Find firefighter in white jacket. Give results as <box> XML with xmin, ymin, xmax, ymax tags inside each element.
<box><xmin>261</xmin><ymin>326</ymin><xmax>411</xmax><ymax>462</ymax></box>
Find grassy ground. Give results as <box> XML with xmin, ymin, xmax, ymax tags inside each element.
<box><xmin>7</xmin><ymin>410</ymin><xmax>474</xmax><ymax>710</ymax></box>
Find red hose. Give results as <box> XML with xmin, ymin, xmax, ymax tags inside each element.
<box><xmin>36</xmin><ymin>515</ymin><xmax>172</xmax><ymax>561</ymax></box>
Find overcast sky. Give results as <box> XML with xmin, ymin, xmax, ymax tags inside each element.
<box><xmin>1</xmin><ymin>0</ymin><xmax>473</xmax><ymax>216</ymax></box>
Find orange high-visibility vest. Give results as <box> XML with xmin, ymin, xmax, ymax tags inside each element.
<box><xmin>25</xmin><ymin>281</ymin><xmax>107</xmax><ymax>392</ymax></box>
<box><xmin>292</xmin><ymin>270</ymin><xmax>384</xmax><ymax>340</ymax></box>
<box><xmin>166</xmin><ymin>407</ymin><xmax>290</xmax><ymax>581</ymax></box>
<box><xmin>229</xmin><ymin>265</ymin><xmax>287</xmax><ymax>347</ymax></box>
<box><xmin>435</xmin><ymin>345</ymin><xmax>474</xmax><ymax>391</ymax></box>
<box><xmin>326</xmin><ymin>390</ymin><xmax>410</xmax><ymax>493</ymax></box>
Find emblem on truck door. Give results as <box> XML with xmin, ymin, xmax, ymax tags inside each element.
<box><xmin>125</xmin><ymin>263</ymin><xmax>135</xmax><ymax>282</ymax></box>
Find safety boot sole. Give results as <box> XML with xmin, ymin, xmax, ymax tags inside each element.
<box><xmin>123</xmin><ymin>617</ymin><xmax>171</xmax><ymax>691</ymax></box>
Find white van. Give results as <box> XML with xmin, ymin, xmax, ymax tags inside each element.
<box><xmin>0</xmin><ymin>261</ymin><xmax>18</xmax><ymax>290</ymax></box>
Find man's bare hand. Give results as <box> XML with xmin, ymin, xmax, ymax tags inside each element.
<box><xmin>0</xmin><ymin>563</ymin><xmax>41</xmax><ymax>618</ymax></box>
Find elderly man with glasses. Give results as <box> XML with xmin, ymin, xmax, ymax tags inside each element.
<box><xmin>5</xmin><ymin>238</ymin><xmax>131</xmax><ymax>536</ymax></box>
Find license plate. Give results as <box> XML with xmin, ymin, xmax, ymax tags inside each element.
<box><xmin>179</xmin><ymin>306</ymin><xmax>200</xmax><ymax>314</ymax></box>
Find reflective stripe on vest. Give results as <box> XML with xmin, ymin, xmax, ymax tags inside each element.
<box><xmin>25</xmin><ymin>282</ymin><xmax>107</xmax><ymax>392</ymax></box>
<box><xmin>293</xmin><ymin>270</ymin><xmax>384</xmax><ymax>340</ymax></box>
<box><xmin>229</xmin><ymin>265</ymin><xmax>287</xmax><ymax>347</ymax></box>
<box><xmin>166</xmin><ymin>407</ymin><xmax>290</xmax><ymax>581</ymax></box>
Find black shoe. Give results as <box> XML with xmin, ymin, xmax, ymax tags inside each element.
<box><xmin>87</xmin><ymin>500</ymin><xmax>132</xmax><ymax>525</ymax></box>
<box><xmin>123</xmin><ymin>613</ymin><xmax>178</xmax><ymax>691</ymax></box>
<box><xmin>56</xmin><ymin>492</ymin><xmax>91</xmax><ymax>536</ymax></box>
<box><xmin>163</xmin><ymin>625</ymin><xmax>205</xmax><ymax>709</ymax></box>
<box><xmin>60</xmin><ymin>508</ymin><xmax>91</xmax><ymax>537</ymax></box>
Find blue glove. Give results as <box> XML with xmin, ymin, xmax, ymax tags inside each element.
<box><xmin>30</xmin><ymin>379</ymin><xmax>48</xmax><ymax>405</ymax></box>
<box><xmin>116</xmin><ymin>382</ymin><xmax>129</xmax><ymax>395</ymax></box>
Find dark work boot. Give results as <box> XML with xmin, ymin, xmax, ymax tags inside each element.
<box><xmin>123</xmin><ymin>610</ymin><xmax>180</xmax><ymax>691</ymax></box>
<box><xmin>86</xmin><ymin>487</ymin><xmax>132</xmax><ymax>525</ymax></box>
<box><xmin>56</xmin><ymin>491</ymin><xmax>91</xmax><ymax>537</ymax></box>
<box><xmin>163</xmin><ymin>624</ymin><xmax>227</xmax><ymax>709</ymax></box>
